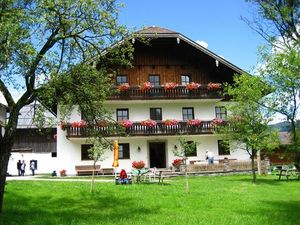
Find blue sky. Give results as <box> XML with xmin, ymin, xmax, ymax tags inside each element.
<box><xmin>117</xmin><ymin>0</ymin><xmax>265</xmax><ymax>72</ymax></box>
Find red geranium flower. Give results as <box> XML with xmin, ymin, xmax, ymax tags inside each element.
<box><xmin>132</xmin><ymin>161</ymin><xmax>145</xmax><ymax>169</ymax></box>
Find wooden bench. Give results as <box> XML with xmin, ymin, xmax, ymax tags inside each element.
<box><xmin>75</xmin><ymin>165</ymin><xmax>101</xmax><ymax>176</ymax></box>
<box><xmin>157</xmin><ymin>170</ymin><xmax>179</xmax><ymax>183</ymax></box>
<box><xmin>100</xmin><ymin>168</ymin><xmax>114</xmax><ymax>175</ymax></box>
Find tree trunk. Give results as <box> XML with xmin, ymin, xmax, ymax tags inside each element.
<box><xmin>257</xmin><ymin>150</ymin><xmax>261</xmax><ymax>175</ymax></box>
<box><xmin>184</xmin><ymin>163</ymin><xmax>189</xmax><ymax>194</ymax></box>
<box><xmin>251</xmin><ymin>150</ymin><xmax>256</xmax><ymax>183</ymax></box>
<box><xmin>0</xmin><ymin>138</ymin><xmax>14</xmax><ymax>213</ymax></box>
<box><xmin>90</xmin><ymin>161</ymin><xmax>96</xmax><ymax>193</ymax></box>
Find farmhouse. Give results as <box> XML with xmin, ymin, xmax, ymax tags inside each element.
<box><xmin>57</xmin><ymin>26</ymin><xmax>250</xmax><ymax>174</ymax></box>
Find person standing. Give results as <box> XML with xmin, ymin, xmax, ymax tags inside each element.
<box><xmin>205</xmin><ymin>150</ymin><xmax>214</xmax><ymax>165</ymax></box>
<box><xmin>20</xmin><ymin>160</ymin><xmax>26</xmax><ymax>176</ymax></box>
<box><xmin>17</xmin><ymin>160</ymin><xmax>22</xmax><ymax>176</ymax></box>
<box><xmin>30</xmin><ymin>161</ymin><xmax>36</xmax><ymax>176</ymax></box>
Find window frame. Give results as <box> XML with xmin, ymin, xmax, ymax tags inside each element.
<box><xmin>150</xmin><ymin>108</ymin><xmax>162</xmax><ymax>121</ymax></box>
<box><xmin>81</xmin><ymin>144</ymin><xmax>93</xmax><ymax>160</ymax></box>
<box><xmin>118</xmin><ymin>143</ymin><xmax>130</xmax><ymax>159</ymax></box>
<box><xmin>116</xmin><ymin>75</ymin><xmax>128</xmax><ymax>85</ymax></box>
<box><xmin>181</xmin><ymin>75</ymin><xmax>191</xmax><ymax>85</ymax></box>
<box><xmin>148</xmin><ymin>74</ymin><xmax>160</xmax><ymax>86</ymax></box>
<box><xmin>116</xmin><ymin>108</ymin><xmax>129</xmax><ymax>121</ymax></box>
<box><xmin>215</xmin><ymin>106</ymin><xmax>227</xmax><ymax>120</ymax></box>
<box><xmin>182</xmin><ymin>107</ymin><xmax>194</xmax><ymax>120</ymax></box>
<box><xmin>218</xmin><ymin>140</ymin><xmax>230</xmax><ymax>155</ymax></box>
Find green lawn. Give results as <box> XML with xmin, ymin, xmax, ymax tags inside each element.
<box><xmin>1</xmin><ymin>175</ymin><xmax>299</xmax><ymax>225</ymax></box>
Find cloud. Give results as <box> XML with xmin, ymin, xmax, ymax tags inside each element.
<box><xmin>196</xmin><ymin>40</ymin><xmax>208</xmax><ymax>48</ymax></box>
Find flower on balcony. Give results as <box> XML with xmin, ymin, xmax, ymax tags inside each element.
<box><xmin>118</xmin><ymin>83</ymin><xmax>130</xmax><ymax>91</ymax></box>
<box><xmin>163</xmin><ymin>119</ymin><xmax>179</xmax><ymax>126</ymax></box>
<box><xmin>187</xmin><ymin>119</ymin><xmax>202</xmax><ymax>126</ymax></box>
<box><xmin>60</xmin><ymin>121</ymin><xmax>67</xmax><ymax>130</ymax></box>
<box><xmin>132</xmin><ymin>160</ymin><xmax>145</xmax><ymax>170</ymax></box>
<box><xmin>96</xmin><ymin>120</ymin><xmax>109</xmax><ymax>127</ymax></box>
<box><xmin>71</xmin><ymin>120</ymin><xmax>87</xmax><ymax>128</ymax></box>
<box><xmin>140</xmin><ymin>119</ymin><xmax>157</xmax><ymax>127</ymax></box>
<box><xmin>139</xmin><ymin>81</ymin><xmax>153</xmax><ymax>91</ymax></box>
<box><xmin>164</xmin><ymin>82</ymin><xmax>178</xmax><ymax>90</ymax></box>
<box><xmin>186</xmin><ymin>82</ymin><xmax>200</xmax><ymax>90</ymax></box>
<box><xmin>212</xmin><ymin>118</ymin><xmax>225</xmax><ymax>125</ymax></box>
<box><xmin>119</xmin><ymin>120</ymin><xmax>133</xmax><ymax>128</ymax></box>
<box><xmin>207</xmin><ymin>82</ymin><xmax>222</xmax><ymax>91</ymax></box>
<box><xmin>172</xmin><ymin>159</ymin><xmax>182</xmax><ymax>166</ymax></box>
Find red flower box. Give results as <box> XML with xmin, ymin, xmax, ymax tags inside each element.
<box><xmin>164</xmin><ymin>82</ymin><xmax>178</xmax><ymax>90</ymax></box>
<box><xmin>140</xmin><ymin>119</ymin><xmax>157</xmax><ymax>127</ymax></box>
<box><xmin>212</xmin><ymin>118</ymin><xmax>224</xmax><ymax>125</ymax></box>
<box><xmin>60</xmin><ymin>121</ymin><xmax>67</xmax><ymax>130</ymax></box>
<box><xmin>132</xmin><ymin>161</ymin><xmax>145</xmax><ymax>170</ymax></box>
<box><xmin>140</xmin><ymin>82</ymin><xmax>153</xmax><ymax>91</ymax></box>
<box><xmin>119</xmin><ymin>120</ymin><xmax>133</xmax><ymax>128</ymax></box>
<box><xmin>71</xmin><ymin>120</ymin><xmax>87</xmax><ymax>128</ymax></box>
<box><xmin>118</xmin><ymin>83</ymin><xmax>130</xmax><ymax>91</ymax></box>
<box><xmin>163</xmin><ymin>119</ymin><xmax>179</xmax><ymax>126</ymax></box>
<box><xmin>187</xmin><ymin>119</ymin><xmax>202</xmax><ymax>126</ymax></box>
<box><xmin>186</xmin><ymin>82</ymin><xmax>200</xmax><ymax>90</ymax></box>
<box><xmin>207</xmin><ymin>82</ymin><xmax>221</xmax><ymax>90</ymax></box>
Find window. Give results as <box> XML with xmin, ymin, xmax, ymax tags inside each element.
<box><xmin>181</xmin><ymin>75</ymin><xmax>191</xmax><ymax>85</ymax></box>
<box><xmin>184</xmin><ymin>141</ymin><xmax>197</xmax><ymax>157</ymax></box>
<box><xmin>119</xmin><ymin>143</ymin><xmax>130</xmax><ymax>159</ymax></box>
<box><xmin>81</xmin><ymin>144</ymin><xmax>93</xmax><ymax>160</ymax></box>
<box><xmin>116</xmin><ymin>109</ymin><xmax>129</xmax><ymax>121</ymax></box>
<box><xmin>215</xmin><ymin>106</ymin><xmax>227</xmax><ymax>120</ymax></box>
<box><xmin>218</xmin><ymin>140</ymin><xmax>230</xmax><ymax>155</ymax></box>
<box><xmin>150</xmin><ymin>108</ymin><xmax>162</xmax><ymax>121</ymax></box>
<box><xmin>182</xmin><ymin>107</ymin><xmax>194</xmax><ymax>120</ymax></box>
<box><xmin>149</xmin><ymin>75</ymin><xmax>160</xmax><ymax>86</ymax></box>
<box><xmin>116</xmin><ymin>75</ymin><xmax>128</xmax><ymax>85</ymax></box>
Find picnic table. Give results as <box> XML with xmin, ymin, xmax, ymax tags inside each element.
<box><xmin>276</xmin><ymin>167</ymin><xmax>300</xmax><ymax>180</ymax></box>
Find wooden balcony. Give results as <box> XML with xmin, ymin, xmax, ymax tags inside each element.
<box><xmin>66</xmin><ymin>121</ymin><xmax>216</xmax><ymax>138</ymax></box>
<box><xmin>108</xmin><ymin>85</ymin><xmax>223</xmax><ymax>100</ymax></box>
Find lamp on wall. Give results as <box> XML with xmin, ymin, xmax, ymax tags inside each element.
<box><xmin>174</xmin><ymin>145</ymin><xmax>178</xmax><ymax>150</ymax></box>
<box><xmin>137</xmin><ymin>146</ymin><xmax>141</xmax><ymax>152</ymax></box>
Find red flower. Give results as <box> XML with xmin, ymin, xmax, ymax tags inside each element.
<box><xmin>139</xmin><ymin>82</ymin><xmax>153</xmax><ymax>91</ymax></box>
<box><xmin>164</xmin><ymin>82</ymin><xmax>178</xmax><ymax>90</ymax></box>
<box><xmin>132</xmin><ymin>161</ymin><xmax>145</xmax><ymax>169</ymax></box>
<box><xmin>212</xmin><ymin>118</ymin><xmax>224</xmax><ymax>125</ymax></box>
<box><xmin>172</xmin><ymin>159</ymin><xmax>182</xmax><ymax>166</ymax></box>
<box><xmin>187</xmin><ymin>119</ymin><xmax>202</xmax><ymax>126</ymax></box>
<box><xmin>119</xmin><ymin>120</ymin><xmax>133</xmax><ymax>128</ymax></box>
<box><xmin>118</xmin><ymin>83</ymin><xmax>130</xmax><ymax>91</ymax></box>
<box><xmin>207</xmin><ymin>82</ymin><xmax>221</xmax><ymax>90</ymax></box>
<box><xmin>60</xmin><ymin>121</ymin><xmax>67</xmax><ymax>130</ymax></box>
<box><xmin>163</xmin><ymin>119</ymin><xmax>179</xmax><ymax>126</ymax></box>
<box><xmin>186</xmin><ymin>82</ymin><xmax>200</xmax><ymax>90</ymax></box>
<box><xmin>71</xmin><ymin>120</ymin><xmax>87</xmax><ymax>128</ymax></box>
<box><xmin>140</xmin><ymin>119</ymin><xmax>157</xmax><ymax>127</ymax></box>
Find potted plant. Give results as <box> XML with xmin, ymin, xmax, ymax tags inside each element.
<box><xmin>187</xmin><ymin>119</ymin><xmax>201</xmax><ymax>126</ymax></box>
<box><xmin>140</xmin><ymin>119</ymin><xmax>157</xmax><ymax>127</ymax></box>
<box><xmin>212</xmin><ymin>118</ymin><xmax>224</xmax><ymax>125</ymax></box>
<box><xmin>139</xmin><ymin>81</ymin><xmax>153</xmax><ymax>91</ymax></box>
<box><xmin>186</xmin><ymin>82</ymin><xmax>200</xmax><ymax>91</ymax></box>
<box><xmin>163</xmin><ymin>119</ymin><xmax>179</xmax><ymax>126</ymax></box>
<box><xmin>172</xmin><ymin>159</ymin><xmax>182</xmax><ymax>172</ymax></box>
<box><xmin>119</xmin><ymin>120</ymin><xmax>133</xmax><ymax>128</ymax></box>
<box><xmin>60</xmin><ymin>169</ymin><xmax>66</xmax><ymax>176</ymax></box>
<box><xmin>207</xmin><ymin>82</ymin><xmax>222</xmax><ymax>91</ymax></box>
<box><xmin>118</xmin><ymin>83</ymin><xmax>130</xmax><ymax>92</ymax></box>
<box><xmin>164</xmin><ymin>82</ymin><xmax>178</xmax><ymax>90</ymax></box>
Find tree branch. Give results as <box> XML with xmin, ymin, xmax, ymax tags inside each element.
<box><xmin>0</xmin><ymin>79</ymin><xmax>15</xmax><ymax>109</ymax></box>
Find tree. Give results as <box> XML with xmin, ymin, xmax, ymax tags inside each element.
<box><xmin>244</xmin><ymin>0</ymin><xmax>300</xmax><ymax>168</ymax></box>
<box><xmin>173</xmin><ymin>137</ymin><xmax>198</xmax><ymax>193</ymax></box>
<box><xmin>88</xmin><ymin>137</ymin><xmax>111</xmax><ymax>193</ymax></box>
<box><xmin>0</xmin><ymin>0</ymin><xmax>133</xmax><ymax>213</ymax></box>
<box><xmin>216</xmin><ymin>74</ymin><xmax>280</xmax><ymax>183</ymax></box>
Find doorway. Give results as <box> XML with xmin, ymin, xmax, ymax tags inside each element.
<box><xmin>149</xmin><ymin>142</ymin><xmax>166</xmax><ymax>168</ymax></box>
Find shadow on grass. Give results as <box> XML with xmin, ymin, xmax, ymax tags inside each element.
<box><xmin>1</xmin><ymin>188</ymin><xmax>160</xmax><ymax>225</ymax></box>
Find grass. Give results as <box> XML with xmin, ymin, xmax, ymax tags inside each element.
<box><xmin>1</xmin><ymin>175</ymin><xmax>300</xmax><ymax>225</ymax></box>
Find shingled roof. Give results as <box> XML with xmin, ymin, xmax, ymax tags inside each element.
<box><xmin>137</xmin><ymin>26</ymin><xmax>179</xmax><ymax>35</ymax></box>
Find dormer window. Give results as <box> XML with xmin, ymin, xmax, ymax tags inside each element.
<box><xmin>116</xmin><ymin>75</ymin><xmax>128</xmax><ymax>85</ymax></box>
<box><xmin>181</xmin><ymin>75</ymin><xmax>191</xmax><ymax>85</ymax></box>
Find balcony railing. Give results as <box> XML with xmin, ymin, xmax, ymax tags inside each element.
<box><xmin>66</xmin><ymin>121</ymin><xmax>216</xmax><ymax>138</ymax></box>
<box><xmin>108</xmin><ymin>85</ymin><xmax>223</xmax><ymax>100</ymax></box>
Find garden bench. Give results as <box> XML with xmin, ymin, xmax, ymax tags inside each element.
<box><xmin>157</xmin><ymin>170</ymin><xmax>178</xmax><ymax>183</ymax></box>
<box><xmin>75</xmin><ymin>165</ymin><xmax>101</xmax><ymax>176</ymax></box>
<box><xmin>100</xmin><ymin>168</ymin><xmax>114</xmax><ymax>175</ymax></box>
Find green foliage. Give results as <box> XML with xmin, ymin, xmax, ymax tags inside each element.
<box><xmin>87</xmin><ymin>137</ymin><xmax>111</xmax><ymax>163</ymax></box>
<box><xmin>173</xmin><ymin>137</ymin><xmax>197</xmax><ymax>160</ymax></box>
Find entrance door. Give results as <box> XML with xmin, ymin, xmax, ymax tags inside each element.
<box><xmin>149</xmin><ymin>142</ymin><xmax>166</xmax><ymax>168</ymax></box>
